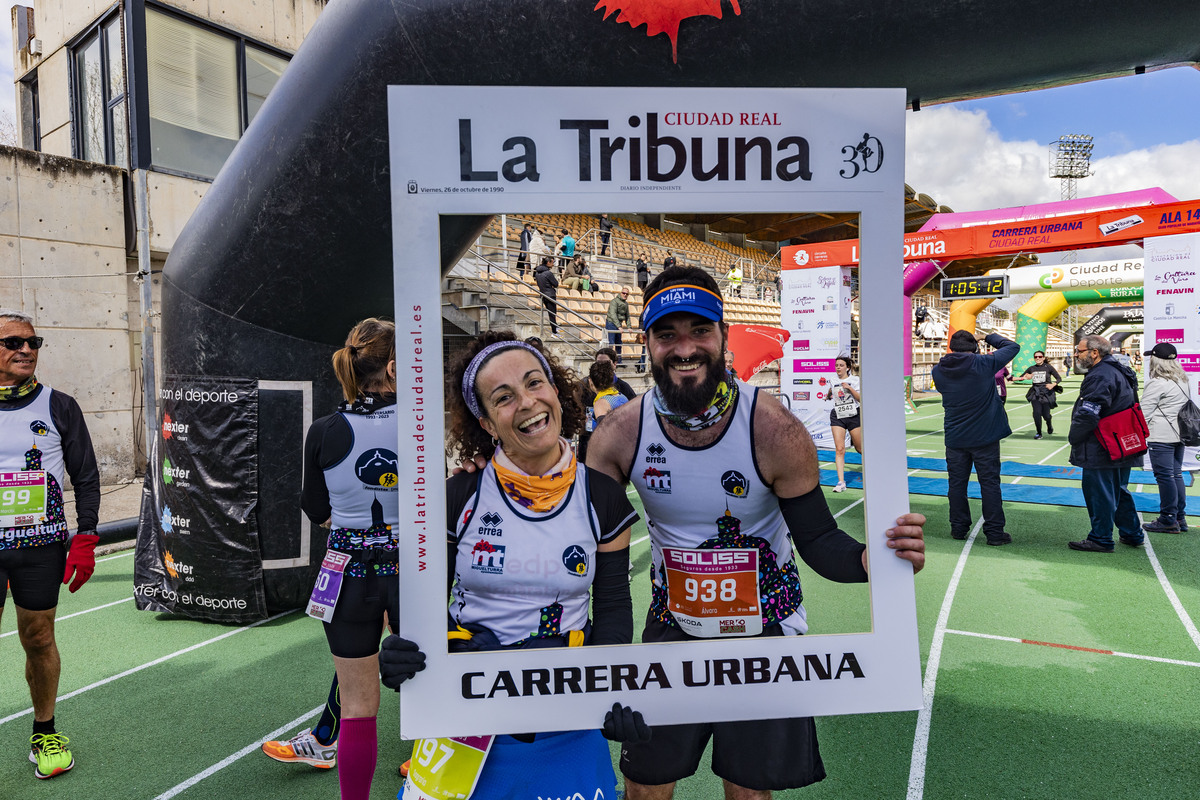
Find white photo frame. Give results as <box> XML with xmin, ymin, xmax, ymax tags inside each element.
<box><xmin>390</xmin><ymin>86</ymin><xmax>919</xmax><ymax>740</ymax></box>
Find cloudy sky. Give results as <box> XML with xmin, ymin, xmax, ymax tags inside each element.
<box><xmin>904</xmin><ymin>67</ymin><xmax>1200</xmax><ymax>216</ymax></box>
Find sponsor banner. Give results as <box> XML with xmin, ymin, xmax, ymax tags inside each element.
<box><xmin>782</xmin><ymin>266</ymin><xmax>849</xmax><ymax>448</ymax></box>
<box><xmin>783</xmin><ymin>200</ymin><xmax>1200</xmax><ymax>267</ymax></box>
<box><xmin>390</xmin><ymin>85</ymin><xmax>919</xmax><ymax>739</ymax></box>
<box><xmin>1004</xmin><ymin>260</ymin><xmax>1144</xmax><ymax>293</ymax></box>
<box><xmin>1144</xmin><ymin>233</ymin><xmax>1200</xmax><ymax>469</ymax></box>
<box><xmin>135</xmin><ymin>375</ymin><xmax>265</xmax><ymax>622</ymax></box>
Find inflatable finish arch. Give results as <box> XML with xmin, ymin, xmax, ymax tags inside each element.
<box><xmin>156</xmin><ymin>0</ymin><xmax>1200</xmax><ymax>613</ymax></box>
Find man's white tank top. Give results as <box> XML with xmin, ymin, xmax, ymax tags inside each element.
<box><xmin>631</xmin><ymin>380</ymin><xmax>806</xmax><ymax>631</ymax></box>
<box><xmin>452</xmin><ymin>461</ymin><xmax>601</xmax><ymax>646</ymax></box>
<box><xmin>0</xmin><ymin>386</ymin><xmax>69</xmax><ymax>544</ymax></box>
<box><xmin>323</xmin><ymin>406</ymin><xmax>400</xmax><ymax>530</ymax></box>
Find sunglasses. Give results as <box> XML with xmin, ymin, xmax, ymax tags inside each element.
<box><xmin>2</xmin><ymin>336</ymin><xmax>43</xmax><ymax>351</ymax></box>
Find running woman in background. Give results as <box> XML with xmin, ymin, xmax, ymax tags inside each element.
<box><xmin>830</xmin><ymin>355</ymin><xmax>863</xmax><ymax>493</ymax></box>
<box><xmin>1010</xmin><ymin>351</ymin><xmax>1061</xmax><ymax>439</ymax></box>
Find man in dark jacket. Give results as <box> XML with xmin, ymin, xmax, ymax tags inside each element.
<box><xmin>1067</xmin><ymin>335</ymin><xmax>1144</xmax><ymax>552</ymax></box>
<box><xmin>932</xmin><ymin>330</ymin><xmax>1019</xmax><ymax>545</ymax></box>
<box><xmin>533</xmin><ymin>257</ymin><xmax>559</xmax><ymax>336</ymax></box>
<box><xmin>516</xmin><ymin>221</ymin><xmax>532</xmax><ymax>278</ymax></box>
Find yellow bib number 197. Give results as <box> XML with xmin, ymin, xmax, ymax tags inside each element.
<box><xmin>402</xmin><ymin>736</ymin><xmax>494</xmax><ymax>800</ymax></box>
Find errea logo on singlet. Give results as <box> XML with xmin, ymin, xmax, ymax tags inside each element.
<box><xmin>644</xmin><ymin>442</ymin><xmax>667</xmax><ymax>464</ymax></box>
<box><xmin>478</xmin><ymin>511</ymin><xmax>503</xmax><ymax>538</ymax></box>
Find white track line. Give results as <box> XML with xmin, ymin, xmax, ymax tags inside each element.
<box><xmin>944</xmin><ymin>628</ymin><xmax>1200</xmax><ymax>669</ymax></box>
<box><xmin>0</xmin><ymin>597</ymin><xmax>132</xmax><ymax>639</ymax></box>
<box><xmin>98</xmin><ymin>550</ymin><xmax>135</xmax><ymax>563</ymax></box>
<box><xmin>152</xmin><ymin>705</ymin><xmax>323</xmax><ymax>800</ymax></box>
<box><xmin>1142</xmin><ymin>528</ymin><xmax>1200</xmax><ymax>653</ymax></box>
<box><xmin>0</xmin><ymin>610</ymin><xmax>296</xmax><ymax>727</ymax></box>
<box><xmin>905</xmin><ymin>517</ymin><xmax>984</xmax><ymax>800</ymax></box>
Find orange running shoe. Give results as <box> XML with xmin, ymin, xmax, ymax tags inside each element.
<box><xmin>262</xmin><ymin>729</ymin><xmax>336</xmax><ymax>769</ymax></box>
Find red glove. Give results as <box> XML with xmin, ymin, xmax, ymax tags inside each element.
<box><xmin>63</xmin><ymin>533</ymin><xmax>100</xmax><ymax>593</ymax></box>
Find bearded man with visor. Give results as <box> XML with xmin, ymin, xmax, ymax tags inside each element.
<box><xmin>585</xmin><ymin>268</ymin><xmax>926</xmax><ymax>800</ymax></box>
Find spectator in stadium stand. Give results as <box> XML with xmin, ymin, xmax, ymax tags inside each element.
<box><xmin>527</xmin><ymin>226</ymin><xmax>550</xmax><ymax>279</ymax></box>
<box><xmin>584</xmin><ymin>266</ymin><xmax>925</xmax><ymax>800</ymax></box>
<box><xmin>931</xmin><ymin>330</ymin><xmax>1019</xmax><ymax>546</ymax></box>
<box><xmin>589</xmin><ymin>360</ymin><xmax>630</xmax><ymax>426</ymax></box>
<box><xmin>534</xmin><ymin>257</ymin><xmax>560</xmax><ymax>337</ymax></box>
<box><xmin>636</xmin><ymin>254</ymin><xmax>650</xmax><ymax>291</ymax></box>
<box><xmin>574</xmin><ymin>256</ymin><xmax>601</xmax><ymax>293</ymax></box>
<box><xmin>562</xmin><ymin>256</ymin><xmax>585</xmax><ymax>291</ymax></box>
<box><xmin>377</xmin><ymin>331</ymin><xmax>648</xmax><ymax>798</ymax></box>
<box><xmin>578</xmin><ymin>347</ymin><xmax>636</xmax><ymax>463</ymax></box>
<box><xmin>516</xmin><ymin>221</ymin><xmax>532</xmax><ymax>278</ymax></box>
<box><xmin>560</xmin><ymin>228</ymin><xmax>576</xmax><ymax>268</ymax></box>
<box><xmin>599</xmin><ymin>213</ymin><xmax>614</xmax><ymax>256</ymax></box>
<box><xmin>0</xmin><ymin>309</ymin><xmax>101</xmax><ymax>781</ymax></box>
<box><xmin>663</xmin><ymin>252</ymin><xmax>677</xmax><ymax>270</ymax></box>
<box><xmin>607</xmin><ymin>286</ymin><xmax>633</xmax><ymax>360</ymax></box>
<box><xmin>1067</xmin><ymin>335</ymin><xmax>1144</xmax><ymax>553</ymax></box>
<box><xmin>727</xmin><ymin>263</ymin><xmax>743</xmax><ymax>297</ymax></box>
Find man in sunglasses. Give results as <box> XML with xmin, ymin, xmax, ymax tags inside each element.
<box><xmin>1067</xmin><ymin>335</ymin><xmax>1143</xmax><ymax>553</ymax></box>
<box><xmin>0</xmin><ymin>310</ymin><xmax>101</xmax><ymax>779</ymax></box>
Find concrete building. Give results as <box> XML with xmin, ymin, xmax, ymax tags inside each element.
<box><xmin>3</xmin><ymin>0</ymin><xmax>327</xmax><ymax>480</ymax></box>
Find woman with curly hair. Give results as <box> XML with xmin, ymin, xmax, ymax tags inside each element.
<box><xmin>381</xmin><ymin>331</ymin><xmax>649</xmax><ymax>799</ymax></box>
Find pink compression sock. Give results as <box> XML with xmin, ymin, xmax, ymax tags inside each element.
<box><xmin>337</xmin><ymin>716</ymin><xmax>378</xmax><ymax>800</ymax></box>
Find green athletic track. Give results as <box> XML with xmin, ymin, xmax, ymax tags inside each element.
<box><xmin>4</xmin><ymin>374</ymin><xmax>1199</xmax><ymax>799</ymax></box>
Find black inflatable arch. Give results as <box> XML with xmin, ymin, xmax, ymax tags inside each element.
<box><xmin>159</xmin><ymin>0</ymin><xmax>1200</xmax><ymax>611</ymax></box>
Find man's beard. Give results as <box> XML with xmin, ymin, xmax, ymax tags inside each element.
<box><xmin>651</xmin><ymin>353</ymin><xmax>724</xmax><ymax>416</ymax></box>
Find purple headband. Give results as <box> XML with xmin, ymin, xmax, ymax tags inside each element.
<box><xmin>462</xmin><ymin>341</ymin><xmax>555</xmax><ymax>419</ymax></box>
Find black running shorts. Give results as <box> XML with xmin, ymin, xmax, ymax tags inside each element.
<box><xmin>618</xmin><ymin>616</ymin><xmax>827</xmax><ymax>792</ymax></box>
<box><xmin>0</xmin><ymin>543</ymin><xmax>67</xmax><ymax>611</ymax></box>
<box><xmin>828</xmin><ymin>409</ymin><xmax>861</xmax><ymax>432</ymax></box>
<box><xmin>322</xmin><ymin>569</ymin><xmax>400</xmax><ymax>659</ymax></box>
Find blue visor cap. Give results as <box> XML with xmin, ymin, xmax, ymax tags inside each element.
<box><xmin>642</xmin><ymin>284</ymin><xmax>724</xmax><ymax>330</ymax></box>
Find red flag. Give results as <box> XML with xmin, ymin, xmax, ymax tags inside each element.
<box><xmin>726</xmin><ymin>324</ymin><xmax>790</xmax><ymax>380</ymax></box>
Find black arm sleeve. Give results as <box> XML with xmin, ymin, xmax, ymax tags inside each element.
<box><xmin>50</xmin><ymin>391</ymin><xmax>101</xmax><ymax>531</ymax></box>
<box><xmin>779</xmin><ymin>487</ymin><xmax>868</xmax><ymax>583</ymax></box>
<box><xmin>300</xmin><ymin>413</ymin><xmax>352</xmax><ymax>525</ymax></box>
<box><xmin>587</xmin><ymin>470</ymin><xmax>639</xmax><ymax>543</ymax></box>
<box><xmin>590</xmin><ymin>547</ymin><xmax>633</xmax><ymax>645</ymax></box>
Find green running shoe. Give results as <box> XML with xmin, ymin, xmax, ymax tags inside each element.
<box><xmin>29</xmin><ymin>732</ymin><xmax>74</xmax><ymax>779</ymax></box>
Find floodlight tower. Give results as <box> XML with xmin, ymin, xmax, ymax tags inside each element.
<box><xmin>1049</xmin><ymin>134</ymin><xmax>1094</xmax><ymax>264</ymax></box>
<box><xmin>1049</xmin><ymin>133</ymin><xmax>1094</xmax><ymax>201</ymax></box>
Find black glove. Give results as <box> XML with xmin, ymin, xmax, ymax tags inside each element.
<box><xmin>601</xmin><ymin>703</ymin><xmax>651</xmax><ymax>743</ymax></box>
<box><xmin>378</xmin><ymin>635</ymin><xmax>426</xmax><ymax>690</ymax></box>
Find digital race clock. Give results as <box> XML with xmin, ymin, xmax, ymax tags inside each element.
<box><xmin>939</xmin><ymin>275</ymin><xmax>1009</xmax><ymax>300</ymax></box>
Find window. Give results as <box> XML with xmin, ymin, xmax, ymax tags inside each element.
<box><xmin>145</xmin><ymin>7</ymin><xmax>289</xmax><ymax>179</ymax></box>
<box><xmin>72</xmin><ymin>15</ymin><xmax>127</xmax><ymax>168</ymax></box>
<box><xmin>19</xmin><ymin>76</ymin><xmax>39</xmax><ymax>150</ymax></box>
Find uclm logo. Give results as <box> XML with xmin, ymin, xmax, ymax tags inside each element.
<box><xmin>595</xmin><ymin>0</ymin><xmax>742</xmax><ymax>64</ymax></box>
